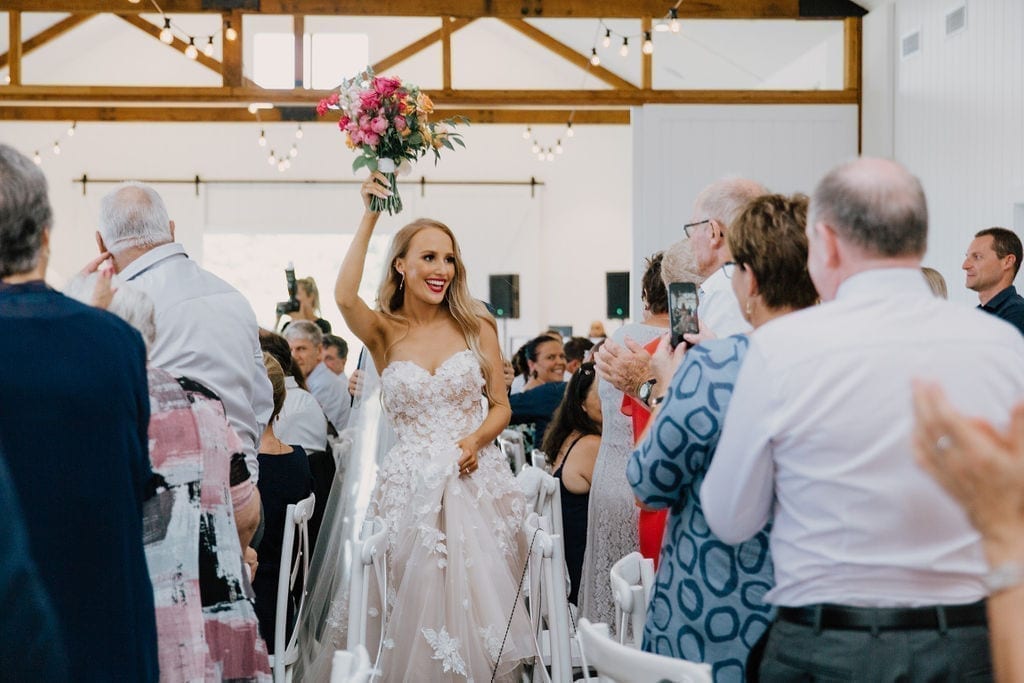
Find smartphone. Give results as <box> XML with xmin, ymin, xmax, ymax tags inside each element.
<box><xmin>668</xmin><ymin>282</ymin><xmax>700</xmax><ymax>348</ymax></box>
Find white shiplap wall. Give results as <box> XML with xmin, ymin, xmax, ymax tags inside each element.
<box><xmin>890</xmin><ymin>0</ymin><xmax>1024</xmax><ymax>304</ymax></box>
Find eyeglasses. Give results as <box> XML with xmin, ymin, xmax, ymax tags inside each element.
<box><xmin>722</xmin><ymin>261</ymin><xmax>736</xmax><ymax>279</ymax></box>
<box><xmin>683</xmin><ymin>219</ymin><xmax>712</xmax><ymax>239</ymax></box>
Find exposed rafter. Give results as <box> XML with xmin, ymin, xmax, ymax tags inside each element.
<box><xmin>0</xmin><ymin>13</ymin><xmax>93</xmax><ymax>70</ymax></box>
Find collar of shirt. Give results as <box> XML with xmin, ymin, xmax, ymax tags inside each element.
<box><xmin>834</xmin><ymin>266</ymin><xmax>932</xmax><ymax>302</ymax></box>
<box><xmin>0</xmin><ymin>279</ymin><xmax>50</xmax><ymax>295</ymax></box>
<box><xmin>119</xmin><ymin>242</ymin><xmax>187</xmax><ymax>282</ymax></box>
<box><xmin>698</xmin><ymin>265</ymin><xmax>730</xmax><ymax>298</ymax></box>
<box><xmin>980</xmin><ymin>284</ymin><xmax>1021</xmax><ymax>312</ymax></box>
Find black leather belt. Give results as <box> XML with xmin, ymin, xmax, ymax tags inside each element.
<box><xmin>777</xmin><ymin>600</ymin><xmax>988</xmax><ymax>631</ymax></box>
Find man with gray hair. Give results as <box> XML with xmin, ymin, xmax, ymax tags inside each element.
<box><xmin>702</xmin><ymin>157</ymin><xmax>1024</xmax><ymax>679</ymax></box>
<box><xmin>284</xmin><ymin>321</ymin><xmax>350</xmax><ymax>431</ymax></box>
<box><xmin>97</xmin><ymin>181</ymin><xmax>273</xmax><ymax>482</ymax></box>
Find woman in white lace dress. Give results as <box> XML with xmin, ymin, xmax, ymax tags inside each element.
<box><xmin>333</xmin><ymin>172</ymin><xmax>532</xmax><ymax>681</ymax></box>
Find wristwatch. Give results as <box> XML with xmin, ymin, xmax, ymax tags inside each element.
<box><xmin>637</xmin><ymin>378</ymin><xmax>657</xmax><ymax>408</ymax></box>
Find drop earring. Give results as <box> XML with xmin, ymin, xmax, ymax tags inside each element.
<box><xmin>399</xmin><ymin>272</ymin><xmax>405</xmax><ymax>290</ymax></box>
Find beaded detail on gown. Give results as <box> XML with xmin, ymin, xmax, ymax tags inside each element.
<box><xmin>366</xmin><ymin>349</ymin><xmax>532</xmax><ymax>682</ymax></box>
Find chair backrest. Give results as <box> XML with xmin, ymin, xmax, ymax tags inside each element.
<box><xmin>499</xmin><ymin>429</ymin><xmax>526</xmax><ymax>473</ymax></box>
<box><xmin>577</xmin><ymin>619</ymin><xmax>712</xmax><ymax>683</ymax></box>
<box><xmin>531</xmin><ymin>449</ymin><xmax>549</xmax><ymax>471</ymax></box>
<box><xmin>346</xmin><ymin>517</ymin><xmax>388</xmax><ymax>652</ymax></box>
<box><xmin>329</xmin><ymin>645</ymin><xmax>373</xmax><ymax>683</ymax></box>
<box><xmin>522</xmin><ymin>513</ymin><xmax>572</xmax><ymax>683</ymax></box>
<box><xmin>609</xmin><ymin>552</ymin><xmax>655</xmax><ymax>648</ymax></box>
<box><xmin>272</xmin><ymin>492</ymin><xmax>317</xmax><ymax>683</ymax></box>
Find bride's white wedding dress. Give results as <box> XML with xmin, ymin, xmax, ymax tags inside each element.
<box><xmin>366</xmin><ymin>349</ymin><xmax>533</xmax><ymax>682</ymax></box>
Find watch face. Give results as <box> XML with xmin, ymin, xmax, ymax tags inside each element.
<box><xmin>639</xmin><ymin>380</ymin><xmax>653</xmax><ymax>401</ymax></box>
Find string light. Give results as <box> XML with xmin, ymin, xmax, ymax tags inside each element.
<box><xmin>268</xmin><ymin>151</ymin><xmax>277</xmax><ymax>165</ymax></box>
<box><xmin>531</xmin><ymin>141</ymin><xmax>540</xmax><ymax>154</ymax></box>
<box><xmin>643</xmin><ymin>31</ymin><xmax>654</xmax><ymax>55</ymax></box>
<box><xmin>566</xmin><ymin>121</ymin><xmax>575</xmax><ymax>138</ymax></box>
<box><xmin>555</xmin><ymin>140</ymin><xmax>563</xmax><ymax>154</ymax></box>
<box><xmin>620</xmin><ymin>37</ymin><xmax>629</xmax><ymax>57</ymax></box>
<box><xmin>33</xmin><ymin>151</ymin><xmax>42</xmax><ymax>165</ymax></box>
<box><xmin>289</xmin><ymin>144</ymin><xmax>299</xmax><ymax>158</ymax></box>
<box><xmin>602</xmin><ymin>29</ymin><xmax>611</xmax><ymax>48</ymax></box>
<box><xmin>159</xmin><ymin>18</ymin><xmax>173</xmax><ymax>44</ymax></box>
<box><xmin>225</xmin><ymin>21</ymin><xmax>238</xmax><ymax>42</ymax></box>
<box><xmin>204</xmin><ymin>36</ymin><xmax>215</xmax><ymax>57</ymax></box>
<box><xmin>185</xmin><ymin>37</ymin><xmax>199</xmax><ymax>59</ymax></box>
<box><xmin>295</xmin><ymin>125</ymin><xmax>304</xmax><ymax>139</ymax></box>
<box><xmin>669</xmin><ymin>7</ymin><xmax>680</xmax><ymax>33</ymax></box>
<box><xmin>546</xmin><ymin>148</ymin><xmax>555</xmax><ymax>162</ymax></box>
<box><xmin>522</xmin><ymin>126</ymin><xmax>532</xmax><ymax>140</ymax></box>
<box><xmin>590</xmin><ymin>48</ymin><xmax>601</xmax><ymax>67</ymax></box>
<box><xmin>258</xmin><ymin>129</ymin><xmax>267</xmax><ymax>147</ymax></box>
<box><xmin>67</xmin><ymin>121</ymin><xmax>76</xmax><ymax>137</ymax></box>
<box><xmin>52</xmin><ymin>141</ymin><xmax>61</xmax><ymax>155</ymax></box>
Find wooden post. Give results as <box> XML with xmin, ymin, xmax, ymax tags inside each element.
<box><xmin>441</xmin><ymin>17</ymin><xmax>452</xmax><ymax>90</ymax></box>
<box><xmin>293</xmin><ymin>14</ymin><xmax>304</xmax><ymax>88</ymax></box>
<box><xmin>844</xmin><ymin>16</ymin><xmax>862</xmax><ymax>152</ymax></box>
<box><xmin>9</xmin><ymin>11</ymin><xmax>22</xmax><ymax>86</ymax></box>
<box><xmin>641</xmin><ymin>16</ymin><xmax>652</xmax><ymax>90</ymax></box>
<box><xmin>222</xmin><ymin>11</ymin><xmax>242</xmax><ymax>87</ymax></box>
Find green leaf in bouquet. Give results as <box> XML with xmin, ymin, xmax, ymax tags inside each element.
<box><xmin>452</xmin><ymin>136</ymin><xmax>466</xmax><ymax>148</ymax></box>
<box><xmin>441</xmin><ymin>137</ymin><xmax>454</xmax><ymax>151</ymax></box>
<box><xmin>352</xmin><ymin>155</ymin><xmax>370</xmax><ymax>173</ymax></box>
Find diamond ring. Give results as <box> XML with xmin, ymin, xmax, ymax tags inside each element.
<box><xmin>935</xmin><ymin>435</ymin><xmax>952</xmax><ymax>453</ymax></box>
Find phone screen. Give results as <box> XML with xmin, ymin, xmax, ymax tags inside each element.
<box><xmin>668</xmin><ymin>281</ymin><xmax>700</xmax><ymax>348</ymax></box>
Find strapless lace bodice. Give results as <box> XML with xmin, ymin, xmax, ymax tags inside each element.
<box><xmin>381</xmin><ymin>349</ymin><xmax>486</xmax><ymax>446</ymax></box>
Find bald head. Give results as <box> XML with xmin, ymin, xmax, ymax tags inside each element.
<box><xmin>810</xmin><ymin>157</ymin><xmax>928</xmax><ymax>258</ymax></box>
<box><xmin>98</xmin><ymin>181</ymin><xmax>173</xmax><ymax>254</ymax></box>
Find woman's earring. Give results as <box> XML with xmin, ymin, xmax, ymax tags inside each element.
<box><xmin>745</xmin><ymin>299</ymin><xmax>754</xmax><ymax>317</ymax></box>
<box><xmin>399</xmin><ymin>272</ymin><xmax>405</xmax><ymax>290</ymax></box>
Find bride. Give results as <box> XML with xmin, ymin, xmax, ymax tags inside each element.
<box><xmin>332</xmin><ymin>172</ymin><xmax>533</xmax><ymax>681</ymax></box>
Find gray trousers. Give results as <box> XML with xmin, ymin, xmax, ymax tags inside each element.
<box><xmin>756</xmin><ymin>618</ymin><xmax>993</xmax><ymax>682</ymax></box>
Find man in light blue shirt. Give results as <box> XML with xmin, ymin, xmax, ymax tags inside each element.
<box><xmin>285</xmin><ymin>321</ymin><xmax>351</xmax><ymax>431</ymax></box>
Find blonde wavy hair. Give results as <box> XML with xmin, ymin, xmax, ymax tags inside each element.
<box><xmin>377</xmin><ymin>218</ymin><xmax>498</xmax><ymax>400</ymax></box>
<box><xmin>296</xmin><ymin>276</ymin><xmax>321</xmax><ymax>316</ymax></box>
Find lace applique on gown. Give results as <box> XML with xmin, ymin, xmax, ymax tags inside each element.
<box><xmin>366</xmin><ymin>350</ymin><xmax>532</xmax><ymax>682</ymax></box>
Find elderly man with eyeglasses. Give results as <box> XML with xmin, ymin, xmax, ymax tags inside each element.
<box><xmin>595</xmin><ymin>177</ymin><xmax>763</xmax><ymax>405</ymax></box>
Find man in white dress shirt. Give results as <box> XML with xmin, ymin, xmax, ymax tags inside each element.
<box><xmin>97</xmin><ymin>182</ymin><xmax>273</xmax><ymax>483</ymax></box>
<box><xmin>702</xmin><ymin>157</ymin><xmax>1024</xmax><ymax>680</ymax></box>
<box><xmin>284</xmin><ymin>321</ymin><xmax>350</xmax><ymax>431</ymax></box>
<box><xmin>596</xmin><ymin>177</ymin><xmax>759</xmax><ymax>402</ymax></box>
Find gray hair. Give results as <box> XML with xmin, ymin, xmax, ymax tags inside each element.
<box><xmin>283</xmin><ymin>320</ymin><xmax>323</xmax><ymax>347</ymax></box>
<box><xmin>810</xmin><ymin>158</ymin><xmax>928</xmax><ymax>257</ymax></box>
<box><xmin>0</xmin><ymin>144</ymin><xmax>52</xmax><ymax>278</ymax></box>
<box><xmin>65</xmin><ymin>273</ymin><xmax>157</xmax><ymax>351</ymax></box>
<box><xmin>661</xmin><ymin>239</ymin><xmax>705</xmax><ymax>287</ymax></box>
<box><xmin>98</xmin><ymin>181</ymin><xmax>172</xmax><ymax>253</ymax></box>
<box><xmin>694</xmin><ymin>177</ymin><xmax>768</xmax><ymax>230</ymax></box>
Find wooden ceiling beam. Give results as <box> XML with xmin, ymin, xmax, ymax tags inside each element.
<box><xmin>499</xmin><ymin>19</ymin><xmax>637</xmax><ymax>90</ymax></box>
<box><xmin>0</xmin><ymin>0</ymin><xmax>814</xmax><ymax>19</ymax></box>
<box><xmin>372</xmin><ymin>18</ymin><xmax>472</xmax><ymax>73</ymax></box>
<box><xmin>0</xmin><ymin>105</ymin><xmax>631</xmax><ymax>124</ymax></box>
<box><xmin>8</xmin><ymin>11</ymin><xmax>22</xmax><ymax>86</ymax></box>
<box><xmin>0</xmin><ymin>85</ymin><xmax>858</xmax><ymax>106</ymax></box>
<box><xmin>116</xmin><ymin>14</ymin><xmax>224</xmax><ymax>76</ymax></box>
<box><xmin>0</xmin><ymin>14</ymin><xmax>93</xmax><ymax>70</ymax></box>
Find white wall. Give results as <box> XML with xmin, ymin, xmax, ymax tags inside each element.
<box><xmin>632</xmin><ymin>104</ymin><xmax>859</xmax><ymax>310</ymax></box>
<box><xmin>863</xmin><ymin>0</ymin><xmax>1024</xmax><ymax>304</ymax></box>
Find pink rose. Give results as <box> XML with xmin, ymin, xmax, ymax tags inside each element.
<box><xmin>338</xmin><ymin>116</ymin><xmax>350</xmax><ymax>129</ymax></box>
<box><xmin>316</xmin><ymin>99</ymin><xmax>329</xmax><ymax>116</ymax></box>
<box><xmin>393</xmin><ymin>116</ymin><xmax>407</xmax><ymax>131</ymax></box>
<box><xmin>327</xmin><ymin>92</ymin><xmax>340</xmax><ymax>105</ymax></box>
<box><xmin>350</xmin><ymin>129</ymin><xmax>365</xmax><ymax>145</ymax></box>
<box><xmin>364</xmin><ymin>132</ymin><xmax>380</xmax><ymax>147</ymax></box>
<box><xmin>373</xmin><ymin>76</ymin><xmax>402</xmax><ymax>97</ymax></box>
<box><xmin>371</xmin><ymin>116</ymin><xmax>389</xmax><ymax>134</ymax></box>
<box><xmin>359</xmin><ymin>90</ymin><xmax>381</xmax><ymax>111</ymax></box>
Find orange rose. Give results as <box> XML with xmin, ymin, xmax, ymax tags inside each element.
<box><xmin>416</xmin><ymin>93</ymin><xmax>434</xmax><ymax>114</ymax></box>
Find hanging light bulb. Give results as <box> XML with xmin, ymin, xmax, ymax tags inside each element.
<box><xmin>185</xmin><ymin>37</ymin><xmax>199</xmax><ymax>59</ymax></box>
<box><xmin>67</xmin><ymin>121</ymin><xmax>77</xmax><ymax>137</ymax></box>
<box><xmin>643</xmin><ymin>31</ymin><xmax>654</xmax><ymax>55</ymax></box>
<box><xmin>277</xmin><ymin>160</ymin><xmax>287</xmax><ymax>172</ymax></box>
<box><xmin>204</xmin><ymin>36</ymin><xmax>215</xmax><ymax>57</ymax></box>
<box><xmin>531</xmin><ymin>141</ymin><xmax>540</xmax><ymax>154</ymax></box>
<box><xmin>283</xmin><ymin>158</ymin><xmax>292</xmax><ymax>169</ymax></box>
<box><xmin>669</xmin><ymin>8</ymin><xmax>680</xmax><ymax>33</ymax></box>
<box><xmin>546</xmin><ymin>149</ymin><xmax>555</xmax><ymax>161</ymax></box>
<box><xmin>537</xmin><ymin>151</ymin><xmax>545</xmax><ymax>162</ymax></box>
<box><xmin>590</xmin><ymin>48</ymin><xmax>601</xmax><ymax>67</ymax></box>
<box><xmin>159</xmin><ymin>18</ymin><xmax>173</xmax><ymax>44</ymax></box>
<box><xmin>620</xmin><ymin>37</ymin><xmax>629</xmax><ymax>57</ymax></box>
<box><xmin>224</xmin><ymin>21</ymin><xmax>238</xmax><ymax>42</ymax></box>
<box><xmin>52</xmin><ymin>140</ymin><xmax>61</xmax><ymax>155</ymax></box>
<box><xmin>33</xmin><ymin>151</ymin><xmax>42</xmax><ymax>165</ymax></box>
<box><xmin>295</xmin><ymin>125</ymin><xmax>303</xmax><ymax>139</ymax></box>
<box><xmin>602</xmin><ymin>29</ymin><xmax>611</xmax><ymax>48</ymax></box>
<box><xmin>522</xmin><ymin>126</ymin><xmax>531</xmax><ymax>140</ymax></box>
<box><xmin>258</xmin><ymin>129</ymin><xmax>267</xmax><ymax>147</ymax></box>
<box><xmin>555</xmin><ymin>140</ymin><xmax>563</xmax><ymax>154</ymax></box>
<box><xmin>268</xmin><ymin>151</ymin><xmax>276</xmax><ymax>165</ymax></box>
<box><xmin>566</xmin><ymin>121</ymin><xmax>575</xmax><ymax>138</ymax></box>
<box><xmin>289</xmin><ymin>144</ymin><xmax>299</xmax><ymax>158</ymax></box>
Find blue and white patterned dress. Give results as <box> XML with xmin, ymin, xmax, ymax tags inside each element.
<box><xmin>627</xmin><ymin>335</ymin><xmax>774</xmax><ymax>683</ymax></box>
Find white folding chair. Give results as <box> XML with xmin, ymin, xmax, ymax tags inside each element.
<box><xmin>346</xmin><ymin>517</ymin><xmax>388</xmax><ymax>653</ymax></box>
<box><xmin>499</xmin><ymin>429</ymin><xmax>527</xmax><ymax>473</ymax></box>
<box><xmin>522</xmin><ymin>513</ymin><xmax>573</xmax><ymax>683</ymax></box>
<box><xmin>609</xmin><ymin>552</ymin><xmax>655</xmax><ymax>649</ymax></box>
<box><xmin>329</xmin><ymin>645</ymin><xmax>374</xmax><ymax>683</ymax></box>
<box><xmin>269</xmin><ymin>492</ymin><xmax>316</xmax><ymax>683</ymax></box>
<box><xmin>531</xmin><ymin>449</ymin><xmax>550</xmax><ymax>471</ymax></box>
<box><xmin>576</xmin><ymin>619</ymin><xmax>712</xmax><ymax>683</ymax></box>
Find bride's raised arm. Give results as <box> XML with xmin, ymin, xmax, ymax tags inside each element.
<box><xmin>335</xmin><ymin>172</ymin><xmax>393</xmax><ymax>354</ymax></box>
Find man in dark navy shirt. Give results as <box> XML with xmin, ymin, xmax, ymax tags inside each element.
<box><xmin>963</xmin><ymin>227</ymin><xmax>1024</xmax><ymax>334</ymax></box>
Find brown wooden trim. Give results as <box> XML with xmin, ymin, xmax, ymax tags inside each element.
<box><xmin>372</xmin><ymin>18</ymin><xmax>472</xmax><ymax>73</ymax></box>
<box><xmin>222</xmin><ymin>11</ymin><xmax>243</xmax><ymax>87</ymax></box>
<box><xmin>844</xmin><ymin>16</ymin><xmax>862</xmax><ymax>153</ymax></box>
<box><xmin>8</xmin><ymin>12</ymin><xmax>22</xmax><ymax>86</ymax></box>
<box><xmin>441</xmin><ymin>17</ymin><xmax>452</xmax><ymax>90</ymax></box>
<box><xmin>0</xmin><ymin>85</ymin><xmax>860</xmax><ymax>106</ymax></box>
<box><xmin>116</xmin><ymin>15</ymin><xmax>224</xmax><ymax>76</ymax></box>
<box><xmin>641</xmin><ymin>16</ymin><xmax>652</xmax><ymax>90</ymax></box>
<box><xmin>0</xmin><ymin>105</ymin><xmax>631</xmax><ymax>124</ymax></box>
<box><xmin>0</xmin><ymin>14</ymin><xmax>93</xmax><ymax>70</ymax></box>
<box><xmin>0</xmin><ymin>0</ymin><xmax>806</xmax><ymax>19</ymax></box>
<box><xmin>499</xmin><ymin>19</ymin><xmax>638</xmax><ymax>91</ymax></box>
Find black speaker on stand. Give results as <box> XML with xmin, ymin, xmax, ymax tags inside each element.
<box><xmin>489</xmin><ymin>274</ymin><xmax>519</xmax><ymax>353</ymax></box>
<box><xmin>606</xmin><ymin>271</ymin><xmax>630</xmax><ymax>320</ymax></box>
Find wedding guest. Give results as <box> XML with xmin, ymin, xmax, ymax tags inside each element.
<box><xmin>564</xmin><ymin>336</ymin><xmax>595</xmax><ymax>376</ymax></box>
<box><xmin>254</xmin><ymin>354</ymin><xmax>313</xmax><ymax>654</ymax></box>
<box><xmin>285</xmin><ymin>321</ymin><xmax>350</xmax><ymax>431</ymax></box>
<box><xmin>631</xmin><ymin>194</ymin><xmax>818</xmax><ymax>682</ymax></box>
<box><xmin>509</xmin><ymin>334</ymin><xmax>568</xmax><ymax>451</ymax></box>
<box><xmin>963</xmin><ymin>227</ymin><xmax>1024</xmax><ymax>334</ymax></box>
<box><xmin>540</xmin><ymin>362</ymin><xmax>602</xmax><ymax>605</ymax></box>
<box><xmin>0</xmin><ymin>144</ymin><xmax>157</xmax><ymax>681</ymax></box>
<box><xmin>589</xmin><ymin>320</ymin><xmax>608</xmax><ymax>340</ymax></box>
<box><xmin>922</xmin><ymin>266</ymin><xmax>948</xmax><ymax>298</ymax></box>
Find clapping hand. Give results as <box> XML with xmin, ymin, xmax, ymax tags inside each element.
<box><xmin>594</xmin><ymin>337</ymin><xmax>653</xmax><ymax>398</ymax></box>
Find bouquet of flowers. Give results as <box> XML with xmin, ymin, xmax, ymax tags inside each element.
<box><xmin>317</xmin><ymin>67</ymin><xmax>467</xmax><ymax>215</ymax></box>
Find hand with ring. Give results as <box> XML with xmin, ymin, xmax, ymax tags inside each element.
<box><xmin>456</xmin><ymin>436</ymin><xmax>480</xmax><ymax>477</ymax></box>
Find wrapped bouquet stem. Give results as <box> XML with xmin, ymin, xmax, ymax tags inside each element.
<box><xmin>317</xmin><ymin>68</ymin><xmax>467</xmax><ymax>215</ymax></box>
